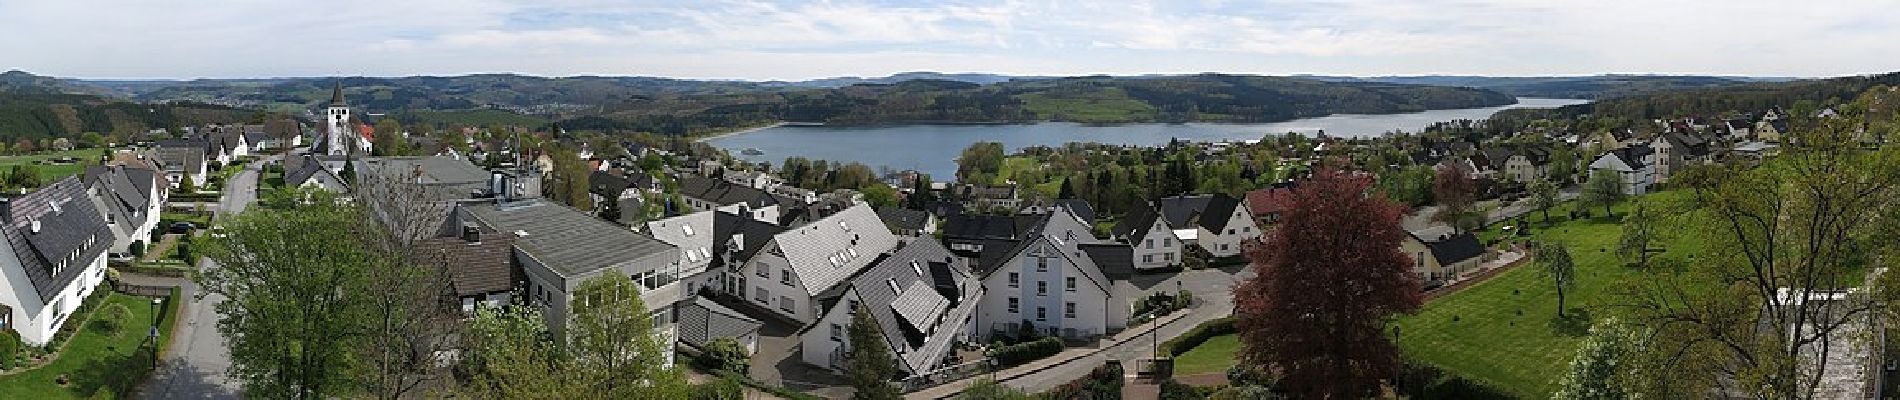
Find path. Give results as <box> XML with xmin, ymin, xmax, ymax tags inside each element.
<box><xmin>137</xmin><ymin>153</ymin><xmax>275</xmax><ymax>399</ymax></box>
<box><xmin>906</xmin><ymin>267</ymin><xmax>1250</xmax><ymax>399</ymax></box>
<box><xmin>141</xmin><ymin>234</ymin><xmax>181</xmax><ymax>262</ymax></box>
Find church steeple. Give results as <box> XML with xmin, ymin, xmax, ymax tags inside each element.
<box><xmin>330</xmin><ymin>80</ymin><xmax>347</xmax><ymax>107</ymax></box>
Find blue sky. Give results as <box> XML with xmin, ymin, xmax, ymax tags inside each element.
<box><xmin>4</xmin><ymin>0</ymin><xmax>1898</xmax><ymax>80</ymax></box>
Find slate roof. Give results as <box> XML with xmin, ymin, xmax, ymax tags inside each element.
<box><xmin>770</xmin><ymin>205</ymin><xmax>900</xmax><ymax>297</ymax></box>
<box><xmin>1155</xmin><ymin>194</ymin><xmax>1242</xmax><ymax>232</ymax></box>
<box><xmin>460</xmin><ymin>199</ymin><xmax>677</xmax><ymax>277</ymax></box>
<box><xmin>647</xmin><ymin>210</ymin><xmax>787</xmax><ymax>273</ymax></box>
<box><xmin>151</xmin><ymin>140</ymin><xmax>207</xmax><ymax>172</ymax></box>
<box><xmin>1660</xmin><ymin>132</ymin><xmax>1713</xmax><ymax>157</ymax></box>
<box><xmin>679</xmin><ymin>175</ymin><xmax>780</xmax><ymax>209</ymax></box>
<box><xmin>1080</xmin><ymin>243</ymin><xmax>1135</xmax><ymax>281</ymax></box>
<box><xmin>875</xmin><ymin>207</ymin><xmax>931</xmax><ymax>233</ymax></box>
<box><xmin>1424</xmin><ymin>232</ymin><xmax>1484</xmax><ymax>266</ymax></box>
<box><xmin>1608</xmin><ymin>145</ymin><xmax>1655</xmax><ymax>169</ymax></box>
<box><xmin>589</xmin><ymin>170</ymin><xmax>635</xmax><ymax>199</ymax></box>
<box><xmin>1052</xmin><ymin>199</ymin><xmax>1096</xmax><ymax>224</ymax></box>
<box><xmin>677</xmin><ymin>296</ymin><xmax>763</xmax><ymax>349</ymax></box>
<box><xmin>942</xmin><ymin>213</ymin><xmax>1038</xmax><ymax>242</ymax></box>
<box><xmin>3</xmin><ymin>176</ymin><xmax>114</xmax><ymax>302</ymax></box>
<box><xmin>1481</xmin><ymin>147</ymin><xmax>1514</xmax><ymax>170</ymax></box>
<box><xmin>121</xmin><ymin>166</ymin><xmax>163</xmax><ymax>197</ymax></box>
<box><xmin>1110</xmin><ymin>206</ymin><xmax>1161</xmax><ymax>241</ymax></box>
<box><xmin>829</xmin><ymin>238</ymin><xmax>977</xmax><ymax>375</ymax></box>
<box><xmin>357</xmin><ymin>156</ymin><xmax>491</xmax><ymax>201</ymax></box>
<box><xmin>285</xmin><ymin>156</ymin><xmax>345</xmax><ymax>189</ymax></box>
<box><xmin>414</xmin><ymin>227</ymin><xmax>519</xmax><ymax>297</ymax></box>
<box><xmin>81</xmin><ymin>166</ymin><xmax>150</xmax><ymax>239</ymax></box>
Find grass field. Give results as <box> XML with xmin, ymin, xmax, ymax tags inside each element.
<box><xmin>1392</xmin><ymin>190</ymin><xmax>1705</xmax><ymax>397</ymax></box>
<box><xmin>0</xmin><ymin>291</ymin><xmax>180</xmax><ymax>399</ymax></box>
<box><xmin>1017</xmin><ymin>88</ymin><xmax>1157</xmax><ymax>123</ymax></box>
<box><xmin>1173</xmin><ymin>334</ymin><xmax>1241</xmax><ymax>376</ymax></box>
<box><xmin>0</xmin><ymin>148</ymin><xmax>104</xmax><ymax>187</ymax></box>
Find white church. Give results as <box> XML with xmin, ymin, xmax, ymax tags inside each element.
<box><xmin>320</xmin><ymin>81</ymin><xmax>373</xmax><ymax>156</ymax></box>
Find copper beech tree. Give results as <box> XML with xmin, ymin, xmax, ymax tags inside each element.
<box><xmin>1233</xmin><ymin>169</ymin><xmax>1423</xmax><ymax>398</ymax></box>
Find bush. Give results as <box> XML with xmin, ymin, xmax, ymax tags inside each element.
<box><xmin>689</xmin><ymin>376</ymin><xmax>744</xmax><ymax>400</ymax></box>
<box><xmin>88</xmin><ymin>387</ymin><xmax>116</xmax><ymax>400</ymax></box>
<box><xmin>90</xmin><ymin>304</ymin><xmax>132</xmax><ymax>337</ymax></box>
<box><xmin>1042</xmin><ymin>361</ymin><xmax>1123</xmax><ymax>400</ymax></box>
<box><xmin>993</xmin><ymin>337</ymin><xmax>1063</xmax><ymax>368</ymax></box>
<box><xmin>0</xmin><ymin>328</ymin><xmax>21</xmax><ymax>369</ymax></box>
<box><xmin>1160</xmin><ymin>379</ymin><xmax>1220</xmax><ymax>400</ymax></box>
<box><xmin>1163</xmin><ymin>317</ymin><xmax>1236</xmax><ymax>356</ymax></box>
<box><xmin>693</xmin><ymin>338</ymin><xmax>750</xmax><ymax>376</ymax></box>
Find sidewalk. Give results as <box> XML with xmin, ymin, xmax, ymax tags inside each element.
<box><xmin>905</xmin><ymin>310</ymin><xmax>1199</xmax><ymax>399</ymax></box>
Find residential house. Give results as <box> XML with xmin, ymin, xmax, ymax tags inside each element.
<box><xmin>454</xmin><ymin>199</ymin><xmax>683</xmax><ymax>365</ymax></box>
<box><xmin>739</xmin><ymin>205</ymin><xmax>900</xmax><ymax>324</ymax></box>
<box><xmin>1724</xmin><ymin>119</ymin><xmax>1753</xmax><ymax>140</ymax></box>
<box><xmin>0</xmin><ymin>177</ymin><xmax>114</xmax><ymax>345</ymax></box>
<box><xmin>875</xmin><ymin>207</ymin><xmax>937</xmax><ymax>236</ymax></box>
<box><xmin>150</xmin><ymin>140</ymin><xmax>209</xmax><ymax>189</ymax></box>
<box><xmin>80</xmin><ymin>166</ymin><xmax>163</xmax><ymax>257</ymax></box>
<box><xmin>285</xmin><ymin>155</ymin><xmax>349</xmax><ymax>192</ymax></box>
<box><xmin>1400</xmin><ymin>225</ymin><xmax>1487</xmax><ymax>287</ymax></box>
<box><xmin>207</xmin><ymin>125</ymin><xmax>251</xmax><ymax>160</ymax></box>
<box><xmin>1502</xmin><ymin>146</ymin><xmax>1552</xmax><ymax>184</ymax></box>
<box><xmin>1244</xmin><ymin>182</ymin><xmax>1296</xmax><ymax>226</ymax></box>
<box><xmin>679</xmin><ymin>175</ymin><xmax>788</xmax><ymax>224</ymax></box>
<box><xmin>958</xmin><ymin>184</ymin><xmax>1020</xmax><ymax>211</ymax></box>
<box><xmin>644</xmin><ymin>210</ymin><xmax>786</xmax><ymax>303</ymax></box>
<box><xmin>1755</xmin><ymin>119</ymin><xmax>1790</xmax><ymax>143</ymax></box>
<box><xmin>1151</xmin><ymin>194</ymin><xmax>1262</xmax><ymax>258</ymax></box>
<box><xmin>414</xmin><ymin>224</ymin><xmax>518</xmax><ymax>312</ymax></box>
<box><xmin>970</xmin><ymin>206</ymin><xmax>1125</xmax><ymax>341</ymax></box>
<box><xmin>1589</xmin><ymin>145</ymin><xmax>1657</xmax><ymax>195</ymax></box>
<box><xmin>801</xmin><ymin>238</ymin><xmax>980</xmax><ymax>377</ymax></box>
<box><xmin>1650</xmin><ymin>132</ymin><xmax>1714</xmax><ymax>181</ymax></box>
<box><xmin>1109</xmin><ymin>206</ymin><xmax>1183</xmax><ymax>271</ymax></box>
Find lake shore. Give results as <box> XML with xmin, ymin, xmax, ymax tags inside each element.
<box><xmin>693</xmin><ymin>122</ymin><xmax>789</xmax><ymax>143</ymax></box>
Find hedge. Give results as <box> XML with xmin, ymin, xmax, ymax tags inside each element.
<box><xmin>994</xmin><ymin>337</ymin><xmax>1064</xmax><ymax>368</ymax></box>
<box><xmin>1041</xmin><ymin>361</ymin><xmax>1123</xmax><ymax>400</ymax></box>
<box><xmin>1163</xmin><ymin>316</ymin><xmax>1236</xmax><ymax>356</ymax></box>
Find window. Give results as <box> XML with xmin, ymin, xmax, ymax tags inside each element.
<box><xmin>779</xmin><ymin>296</ymin><xmax>794</xmax><ymax>312</ymax></box>
<box><xmin>1145</xmin><ymin>239</ymin><xmax>1154</xmax><ymax>249</ymax></box>
<box><xmin>1036</xmin><ymin>257</ymin><xmax>1048</xmax><ymax>272</ymax></box>
<box><xmin>1163</xmin><ymin>238</ymin><xmax>1173</xmax><ymax>247</ymax></box>
<box><xmin>755</xmin><ymin>287</ymin><xmax>768</xmax><ymax>302</ymax></box>
<box><xmin>681</xmin><ymin>224</ymin><xmax>695</xmax><ymax>236</ymax></box>
<box><xmin>1227</xmin><ymin>229</ymin><xmax>1235</xmax><ymax>235</ymax></box>
<box><xmin>1220</xmin><ymin>244</ymin><xmax>1230</xmax><ymax>251</ymax></box>
<box><xmin>1143</xmin><ymin>254</ymin><xmax>1155</xmax><ymax>263</ymax></box>
<box><xmin>1065</xmin><ymin>277</ymin><xmax>1076</xmax><ymax>292</ymax></box>
<box><xmin>886</xmin><ymin>278</ymin><xmax>901</xmax><ymax>294</ymax></box>
<box><xmin>1007</xmin><ymin>297</ymin><xmax>1019</xmax><ymax>313</ymax></box>
<box><xmin>830</xmin><ymin>324</ymin><xmax>843</xmax><ymax>341</ymax></box>
<box><xmin>839</xmin><ymin>220</ymin><xmax>851</xmax><ymax>231</ymax></box>
<box><xmin>847</xmin><ymin>300</ymin><xmax>859</xmax><ymax>315</ymax></box>
<box><xmin>780</xmin><ymin>269</ymin><xmax>792</xmax><ymax>285</ymax></box>
<box><xmin>1164</xmin><ymin>253</ymin><xmax>1174</xmax><ymax>262</ymax></box>
<box><xmin>1242</xmin><ymin>226</ymin><xmax>1251</xmax><ymax>233</ymax></box>
<box><xmin>1065</xmin><ymin>302</ymin><xmax>1076</xmax><ymax>318</ymax></box>
<box><xmin>757</xmin><ymin>264</ymin><xmax>769</xmax><ymax>278</ymax></box>
<box><xmin>909</xmin><ymin>260</ymin><xmax>923</xmax><ymax>276</ymax></box>
<box><xmin>1008</xmin><ymin>272</ymin><xmax>1019</xmax><ymax>288</ymax></box>
<box><xmin>1036</xmin><ymin>307</ymin><xmax>1047</xmax><ymax>321</ymax></box>
<box><xmin>1037</xmin><ymin>281</ymin><xmax>1048</xmax><ymax>296</ymax></box>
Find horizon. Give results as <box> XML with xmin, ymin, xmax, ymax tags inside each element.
<box><xmin>5</xmin><ymin>0</ymin><xmax>1898</xmax><ymax>80</ymax></box>
<box><xmin>6</xmin><ymin>69</ymin><xmax>1828</xmax><ymax>83</ymax></box>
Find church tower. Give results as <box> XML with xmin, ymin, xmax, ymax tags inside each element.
<box><xmin>325</xmin><ymin>81</ymin><xmax>353</xmax><ymax>156</ymax></box>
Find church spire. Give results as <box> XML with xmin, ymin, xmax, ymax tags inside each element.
<box><xmin>330</xmin><ymin>80</ymin><xmax>347</xmax><ymax>107</ymax></box>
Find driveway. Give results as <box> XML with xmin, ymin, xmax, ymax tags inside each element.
<box><xmin>138</xmin><ymin>153</ymin><xmax>276</xmax><ymax>399</ymax></box>
<box><xmin>701</xmin><ymin>294</ymin><xmax>853</xmax><ymax>398</ymax></box>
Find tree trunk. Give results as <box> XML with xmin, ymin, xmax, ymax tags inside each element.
<box><xmin>1555</xmin><ymin>285</ymin><xmax>1566</xmax><ymax>317</ymax></box>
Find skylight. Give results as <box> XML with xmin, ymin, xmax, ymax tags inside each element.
<box><xmin>682</xmin><ymin>224</ymin><xmax>695</xmax><ymax>236</ymax></box>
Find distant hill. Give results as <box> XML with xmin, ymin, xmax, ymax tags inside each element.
<box><xmin>1493</xmin><ymin>71</ymin><xmax>1900</xmax><ymax>123</ymax></box>
<box><xmin>762</xmin><ymin>72</ymin><xmax>1048</xmax><ymax>88</ymax></box>
<box><xmin>1297</xmin><ymin>74</ymin><xmax>1800</xmax><ymax>100</ymax></box>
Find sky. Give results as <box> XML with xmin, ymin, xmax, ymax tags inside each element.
<box><xmin>4</xmin><ymin>0</ymin><xmax>1899</xmax><ymax>81</ymax></box>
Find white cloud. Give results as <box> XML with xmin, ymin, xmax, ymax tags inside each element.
<box><xmin>0</xmin><ymin>0</ymin><xmax>1896</xmax><ymax>79</ymax></box>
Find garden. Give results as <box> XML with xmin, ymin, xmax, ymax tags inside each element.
<box><xmin>0</xmin><ymin>288</ymin><xmax>181</xmax><ymax>399</ymax></box>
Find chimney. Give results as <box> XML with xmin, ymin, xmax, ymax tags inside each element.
<box><xmin>462</xmin><ymin>224</ymin><xmax>481</xmax><ymax>243</ymax></box>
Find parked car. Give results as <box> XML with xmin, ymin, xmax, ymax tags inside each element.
<box><xmin>169</xmin><ymin>222</ymin><xmax>197</xmax><ymax>234</ymax></box>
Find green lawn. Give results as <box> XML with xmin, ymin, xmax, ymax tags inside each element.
<box><xmin>1392</xmin><ymin>190</ymin><xmax>1705</xmax><ymax>397</ymax></box>
<box><xmin>0</xmin><ymin>148</ymin><xmax>105</xmax><ymax>187</ymax></box>
<box><xmin>1172</xmin><ymin>334</ymin><xmax>1240</xmax><ymax>376</ymax></box>
<box><xmin>0</xmin><ymin>291</ymin><xmax>181</xmax><ymax>399</ymax></box>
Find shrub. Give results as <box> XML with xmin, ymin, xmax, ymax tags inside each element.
<box><xmin>129</xmin><ymin>240</ymin><xmax>146</xmax><ymax>258</ymax></box>
<box><xmin>88</xmin><ymin>387</ymin><xmax>116</xmax><ymax>400</ymax></box>
<box><xmin>1163</xmin><ymin>317</ymin><xmax>1236</xmax><ymax>356</ymax></box>
<box><xmin>90</xmin><ymin>304</ymin><xmax>133</xmax><ymax>337</ymax></box>
<box><xmin>0</xmin><ymin>328</ymin><xmax>21</xmax><ymax>369</ymax></box>
<box><xmin>693</xmin><ymin>338</ymin><xmax>750</xmax><ymax>376</ymax></box>
<box><xmin>689</xmin><ymin>376</ymin><xmax>744</xmax><ymax>400</ymax></box>
<box><xmin>1160</xmin><ymin>379</ymin><xmax>1220</xmax><ymax>400</ymax></box>
<box><xmin>1043</xmin><ymin>361</ymin><xmax>1123</xmax><ymax>400</ymax></box>
<box><xmin>993</xmin><ymin>337</ymin><xmax>1063</xmax><ymax>368</ymax></box>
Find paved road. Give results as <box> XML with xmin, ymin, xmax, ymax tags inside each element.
<box><xmin>909</xmin><ymin>266</ymin><xmax>1251</xmax><ymax>398</ymax></box>
<box><xmin>139</xmin><ymin>153</ymin><xmax>275</xmax><ymax>399</ymax></box>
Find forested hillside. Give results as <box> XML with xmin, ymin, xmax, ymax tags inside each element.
<box><xmin>0</xmin><ymin>91</ymin><xmax>254</xmax><ymax>145</ymax></box>
<box><xmin>1494</xmin><ymin>71</ymin><xmax>1900</xmax><ymax>123</ymax></box>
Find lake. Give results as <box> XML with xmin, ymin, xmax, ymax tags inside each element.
<box><xmin>706</xmin><ymin>97</ymin><xmax>1588</xmax><ymax>180</ymax></box>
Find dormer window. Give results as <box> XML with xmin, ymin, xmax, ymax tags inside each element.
<box><xmin>909</xmin><ymin>260</ymin><xmax>923</xmax><ymax>277</ymax></box>
<box><xmin>886</xmin><ymin>278</ymin><xmax>900</xmax><ymax>294</ymax></box>
<box><xmin>839</xmin><ymin>220</ymin><xmax>850</xmax><ymax>232</ymax></box>
<box><xmin>681</xmin><ymin>224</ymin><xmax>695</xmax><ymax>236</ymax></box>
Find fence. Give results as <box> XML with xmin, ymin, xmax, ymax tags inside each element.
<box><xmin>114</xmin><ymin>281</ymin><xmax>175</xmax><ymax>298</ymax></box>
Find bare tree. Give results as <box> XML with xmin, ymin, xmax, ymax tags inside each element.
<box><xmin>353</xmin><ymin>166</ymin><xmax>463</xmax><ymax>399</ymax></box>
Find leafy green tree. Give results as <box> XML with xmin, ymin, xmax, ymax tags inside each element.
<box><xmin>197</xmin><ymin>190</ymin><xmax>378</xmax><ymax>399</ymax></box>
<box><xmin>1616</xmin><ymin>202</ymin><xmax>1661</xmax><ymax>267</ymax></box>
<box><xmin>460</xmin><ymin>303</ymin><xmax>579</xmax><ymax>399</ymax></box>
<box><xmin>846</xmin><ymin>304</ymin><xmax>900</xmax><ymax>400</ymax></box>
<box><xmin>1582</xmin><ymin>170</ymin><xmax>1625</xmax><ymax>217</ymax></box>
<box><xmin>1548</xmin><ymin>148</ymin><xmax>1578</xmax><ymax>184</ymax></box>
<box><xmin>1554</xmin><ymin>318</ymin><xmax>1649</xmax><ymax>400</ymax></box>
<box><xmin>78</xmin><ymin>132</ymin><xmax>105</xmax><ymax>148</ymax></box>
<box><xmin>694</xmin><ymin>338</ymin><xmax>751</xmax><ymax>376</ymax></box>
<box><xmin>860</xmin><ymin>183</ymin><xmax>898</xmax><ymax>208</ymax></box>
<box><xmin>1533</xmin><ymin>240</ymin><xmax>1576</xmax><ymax>317</ymax></box>
<box><xmin>567</xmin><ymin>275</ymin><xmax>684</xmax><ymax>397</ymax></box>
<box><xmin>1529</xmin><ymin>178</ymin><xmax>1560</xmax><ymax>224</ymax></box>
<box><xmin>546</xmin><ymin>146</ymin><xmax>593</xmax><ymax>210</ymax></box>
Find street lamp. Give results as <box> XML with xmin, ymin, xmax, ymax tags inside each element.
<box><xmin>149</xmin><ymin>297</ymin><xmax>162</xmax><ymax>368</ymax></box>
<box><xmin>984</xmin><ymin>346</ymin><xmax>998</xmax><ymax>381</ymax></box>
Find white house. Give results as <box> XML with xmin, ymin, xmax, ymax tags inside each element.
<box><xmin>456</xmin><ymin>199</ymin><xmax>683</xmax><ymax>365</ymax></box>
<box><xmin>740</xmin><ymin>205</ymin><xmax>899</xmax><ymax>324</ymax></box>
<box><xmin>80</xmin><ymin>165</ymin><xmax>164</xmax><ymax>257</ymax></box>
<box><xmin>0</xmin><ymin>177</ymin><xmax>114</xmax><ymax>346</ymax></box>
<box><xmin>644</xmin><ymin>210</ymin><xmax>786</xmax><ymax>302</ymax></box>
<box><xmin>800</xmin><ymin>238</ymin><xmax>979</xmax><ymax>377</ymax></box>
<box><xmin>1589</xmin><ymin>145</ymin><xmax>1656</xmax><ymax>195</ymax></box>
<box><xmin>972</xmin><ymin>207</ymin><xmax>1125</xmax><ymax>341</ymax></box>
<box><xmin>679</xmin><ymin>175</ymin><xmax>789</xmax><ymax>225</ymax></box>
<box><xmin>1110</xmin><ymin>207</ymin><xmax>1183</xmax><ymax>271</ymax></box>
<box><xmin>151</xmin><ymin>140</ymin><xmax>209</xmax><ymax>189</ymax></box>
<box><xmin>1157</xmin><ymin>194</ymin><xmax>1262</xmax><ymax>258</ymax></box>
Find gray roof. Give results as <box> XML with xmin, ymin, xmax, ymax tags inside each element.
<box><xmin>679</xmin><ymin>175</ymin><xmax>780</xmax><ymax>208</ymax></box>
<box><xmin>461</xmin><ymin>199</ymin><xmax>677</xmax><ymax>277</ymax></box>
<box><xmin>81</xmin><ymin>166</ymin><xmax>150</xmax><ymax>240</ymax></box>
<box><xmin>875</xmin><ymin>207</ymin><xmax>931</xmax><ymax>232</ymax></box>
<box><xmin>771</xmin><ymin>205</ymin><xmax>900</xmax><ymax>297</ymax></box>
<box><xmin>1080</xmin><ymin>243</ymin><xmax>1134</xmax><ymax>281</ymax></box>
<box><xmin>826</xmin><ymin>238</ymin><xmax>978</xmax><ymax>375</ymax></box>
<box><xmin>356</xmin><ymin>156</ymin><xmax>492</xmax><ymax>201</ymax></box>
<box><xmin>677</xmin><ymin>297</ymin><xmax>763</xmax><ymax>349</ymax></box>
<box><xmin>3</xmin><ymin>176</ymin><xmax>114</xmax><ymax>302</ymax></box>
<box><xmin>1156</xmin><ymin>194</ymin><xmax>1242</xmax><ymax>232</ymax></box>
<box><xmin>151</xmin><ymin>140</ymin><xmax>206</xmax><ymax>172</ymax></box>
<box><xmin>1052</xmin><ymin>199</ymin><xmax>1096</xmax><ymax>224</ymax></box>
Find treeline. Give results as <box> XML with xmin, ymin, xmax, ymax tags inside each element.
<box><xmin>1496</xmin><ymin>71</ymin><xmax>1900</xmax><ymax>124</ymax></box>
<box><xmin>0</xmin><ymin>91</ymin><xmax>254</xmax><ymax>142</ymax></box>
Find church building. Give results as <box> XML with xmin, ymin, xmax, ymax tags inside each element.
<box><xmin>320</xmin><ymin>81</ymin><xmax>373</xmax><ymax>156</ymax></box>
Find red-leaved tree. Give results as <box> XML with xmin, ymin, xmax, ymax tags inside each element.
<box><xmin>1234</xmin><ymin>169</ymin><xmax>1423</xmax><ymax>398</ymax></box>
